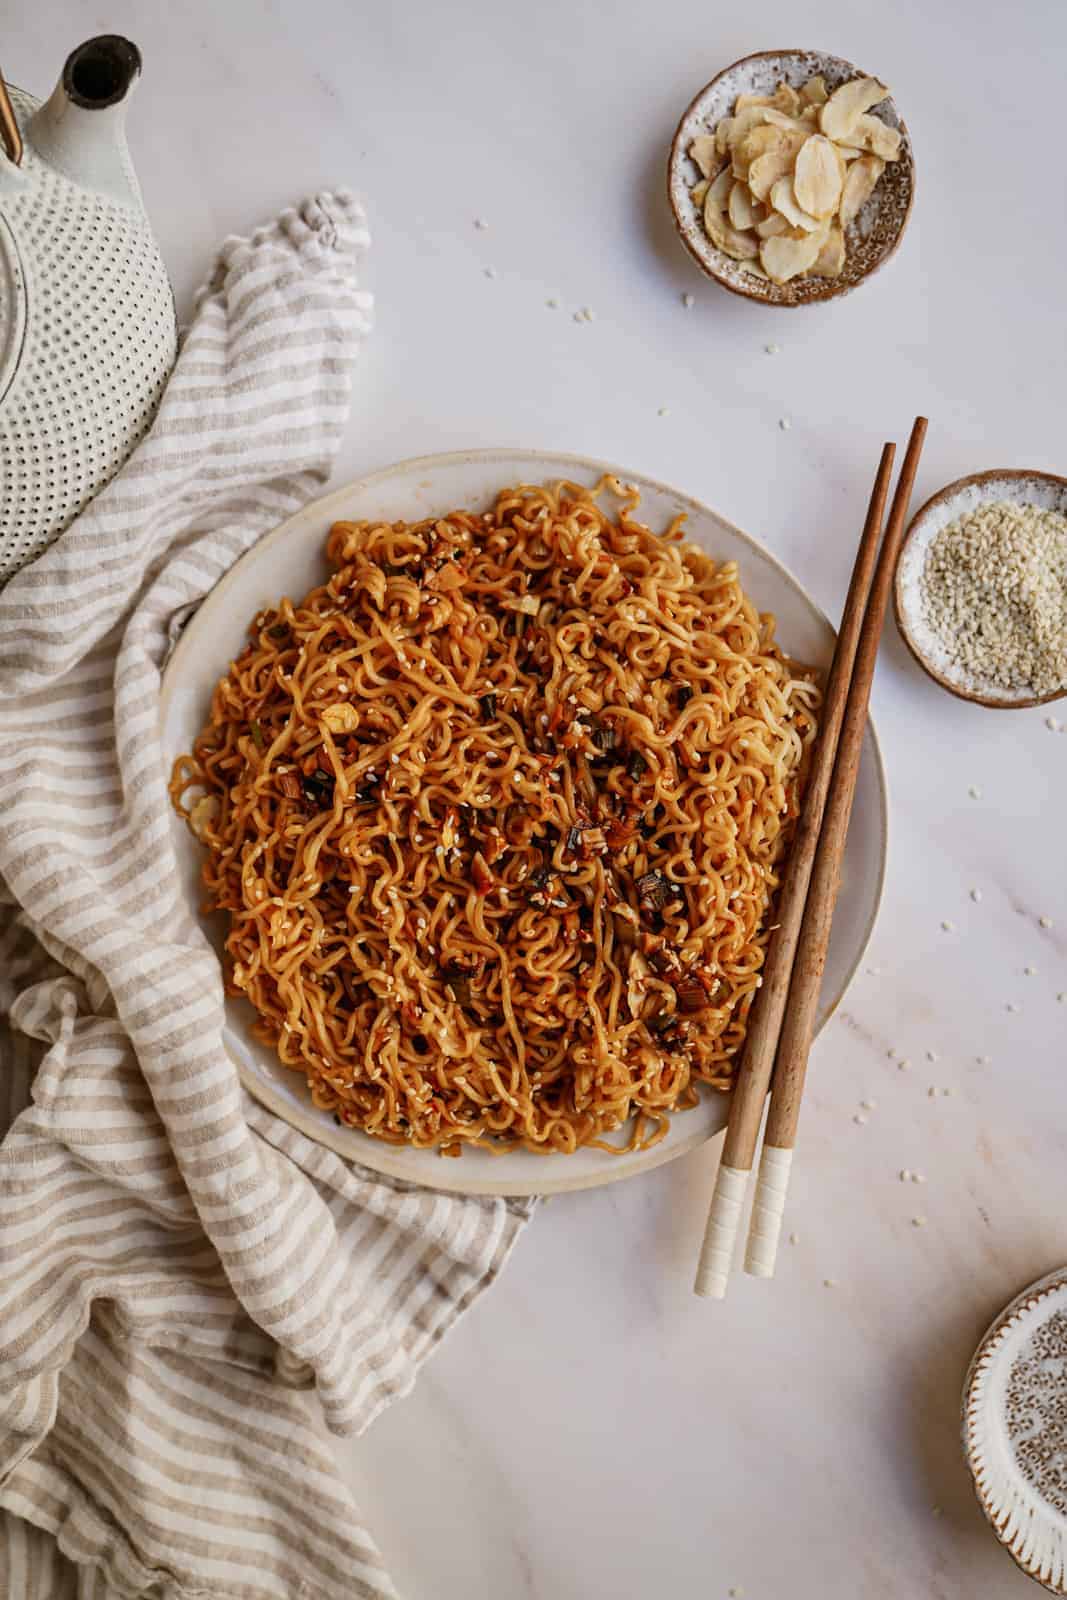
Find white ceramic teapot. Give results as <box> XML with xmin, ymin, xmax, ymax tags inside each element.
<box><xmin>0</xmin><ymin>36</ymin><xmax>177</xmax><ymax>582</ymax></box>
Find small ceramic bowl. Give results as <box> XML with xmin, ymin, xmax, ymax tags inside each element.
<box><xmin>963</xmin><ymin>1267</ymin><xmax>1067</xmax><ymax>1593</ymax></box>
<box><xmin>667</xmin><ymin>49</ymin><xmax>915</xmax><ymax>307</ymax></box>
<box><xmin>895</xmin><ymin>469</ymin><xmax>1067</xmax><ymax>709</ymax></box>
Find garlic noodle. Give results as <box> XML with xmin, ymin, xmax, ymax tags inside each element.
<box><xmin>170</xmin><ymin>478</ymin><xmax>819</xmax><ymax>1157</ymax></box>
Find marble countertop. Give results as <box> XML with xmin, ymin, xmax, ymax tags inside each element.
<box><xmin>17</xmin><ymin>2</ymin><xmax>1066</xmax><ymax>1594</ymax></box>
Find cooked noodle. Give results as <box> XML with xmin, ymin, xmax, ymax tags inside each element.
<box><xmin>170</xmin><ymin>478</ymin><xmax>819</xmax><ymax>1156</ymax></box>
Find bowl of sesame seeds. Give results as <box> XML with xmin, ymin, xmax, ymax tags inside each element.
<box><xmin>894</xmin><ymin>470</ymin><xmax>1067</xmax><ymax>708</ymax></box>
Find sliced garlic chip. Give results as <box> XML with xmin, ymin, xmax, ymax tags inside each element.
<box><xmin>733</xmin><ymin>123</ymin><xmax>800</xmax><ymax>181</ymax></box>
<box><xmin>688</xmin><ymin>135</ymin><xmax>722</xmax><ymax>179</ymax></box>
<box><xmin>800</xmin><ymin>75</ymin><xmax>829</xmax><ymax>106</ymax></box>
<box><xmin>707</xmin><ymin>167</ymin><xmax>733</xmax><ymax>210</ymax></box>
<box><xmin>747</xmin><ymin>145</ymin><xmax>799</xmax><ymax>202</ymax></box>
<box><xmin>729</xmin><ymin>104</ymin><xmax>778</xmax><ymax>143</ymax></box>
<box><xmin>704</xmin><ymin>174</ymin><xmax>758</xmax><ymax>259</ymax></box>
<box><xmin>189</xmin><ymin>795</ymin><xmax>220</xmax><ymax>839</ymax></box>
<box><xmin>851</xmin><ymin>114</ymin><xmax>902</xmax><ymax>161</ymax></box>
<box><xmin>769</xmin><ymin>175</ymin><xmax>821</xmax><ymax>232</ymax></box>
<box><xmin>794</xmin><ymin>135</ymin><xmax>844</xmax><ymax>218</ymax></box>
<box><xmin>715</xmin><ymin>117</ymin><xmax>735</xmax><ymax>156</ymax></box>
<box><xmin>772</xmin><ymin>82</ymin><xmax>801</xmax><ymax>116</ymax></box>
<box><xmin>819</xmin><ymin>76</ymin><xmax>891</xmax><ymax>142</ymax></box>
<box><xmin>690</xmin><ymin>178</ymin><xmax>710</xmax><ymax>207</ymax></box>
<box><xmin>839</xmin><ymin>154</ymin><xmax>885</xmax><ymax>227</ymax></box>
<box><xmin>809</xmin><ymin>224</ymin><xmax>846</xmax><ymax>278</ymax></box>
<box><xmin>321</xmin><ymin>703</ymin><xmax>360</xmax><ymax>733</ymax></box>
<box><xmin>743</xmin><ymin>256</ymin><xmax>770</xmax><ymax>279</ymax></box>
<box><xmin>760</xmin><ymin>107</ymin><xmax>809</xmax><ymax>136</ymax></box>
<box><xmin>728</xmin><ymin>180</ymin><xmax>762</xmax><ymax>231</ymax></box>
<box><xmin>760</xmin><ymin>225</ymin><xmax>829</xmax><ymax>283</ymax></box>
<box><xmin>705</xmin><ymin>207</ymin><xmax>760</xmax><ymax>260</ymax></box>
<box><xmin>755</xmin><ymin>210</ymin><xmax>791</xmax><ymax>239</ymax></box>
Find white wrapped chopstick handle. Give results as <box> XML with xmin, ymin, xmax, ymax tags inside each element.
<box><xmin>693</xmin><ymin>1164</ymin><xmax>749</xmax><ymax>1298</ymax></box>
<box><xmin>744</xmin><ymin>1144</ymin><xmax>793</xmax><ymax>1278</ymax></box>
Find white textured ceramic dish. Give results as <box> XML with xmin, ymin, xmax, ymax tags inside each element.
<box><xmin>667</xmin><ymin>49</ymin><xmax>914</xmax><ymax>307</ymax></box>
<box><xmin>895</xmin><ymin>469</ymin><xmax>1067</xmax><ymax>709</ymax></box>
<box><xmin>160</xmin><ymin>449</ymin><xmax>888</xmax><ymax>1197</ymax></box>
<box><xmin>964</xmin><ymin>1267</ymin><xmax>1067</xmax><ymax>1593</ymax></box>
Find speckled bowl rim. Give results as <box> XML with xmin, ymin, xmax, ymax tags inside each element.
<box><xmin>666</xmin><ymin>48</ymin><xmax>915</xmax><ymax>308</ymax></box>
<box><xmin>962</xmin><ymin>1266</ymin><xmax>1067</xmax><ymax>1593</ymax></box>
<box><xmin>894</xmin><ymin>469</ymin><xmax>1067</xmax><ymax>710</ymax></box>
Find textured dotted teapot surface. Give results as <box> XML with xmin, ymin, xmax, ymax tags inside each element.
<box><xmin>0</xmin><ymin>85</ymin><xmax>177</xmax><ymax>582</ymax></box>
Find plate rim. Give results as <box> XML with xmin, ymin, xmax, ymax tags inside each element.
<box><xmin>160</xmin><ymin>446</ymin><xmax>888</xmax><ymax>1196</ymax></box>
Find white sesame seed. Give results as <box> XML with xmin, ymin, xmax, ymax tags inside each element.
<box><xmin>779</xmin><ymin>417</ymin><xmax>791</xmax><ymax>431</ymax></box>
<box><xmin>483</xmin><ymin>266</ymin><xmax>497</xmax><ymax>279</ymax></box>
<box><xmin>546</xmin><ymin>297</ymin><xmax>559</xmax><ymax>309</ymax></box>
<box><xmin>928</xmin><ymin>1086</ymin><xmax>938</xmax><ymax>1098</ymax></box>
<box><xmin>853</xmin><ymin>1113</ymin><xmax>867</xmax><ymax>1125</ymax></box>
<box><xmin>970</xmin><ymin>887</ymin><xmax>982</xmax><ymax>902</ymax></box>
<box><xmin>657</xmin><ymin>407</ymin><xmax>670</xmax><ymax>417</ymax></box>
<box><xmin>788</xmin><ymin>1231</ymin><xmax>800</xmax><ymax>1245</ymax></box>
<box><xmin>1024</xmin><ymin>965</ymin><xmax>1037</xmax><ymax>976</ymax></box>
<box><xmin>729</xmin><ymin>1589</ymin><xmax>745</xmax><ymax>1598</ymax></box>
<box><xmin>765</xmin><ymin>342</ymin><xmax>780</xmax><ymax>354</ymax></box>
<box><xmin>474</xmin><ymin>217</ymin><xmax>489</xmax><ymax>229</ymax></box>
<box><xmin>861</xmin><ymin>1099</ymin><xmax>876</xmax><ymax>1110</ymax></box>
<box><xmin>912</xmin><ymin>1216</ymin><xmax>927</xmax><ymax>1228</ymax></box>
<box><xmin>941</xmin><ymin>919</ymin><xmax>955</xmax><ymax>932</ymax></box>
<box><xmin>897</xmin><ymin>1058</ymin><xmax>911</xmax><ymax>1071</ymax></box>
<box><xmin>976</xmin><ymin>1054</ymin><xmax>990</xmax><ymax>1064</ymax></box>
<box><xmin>916</xmin><ymin>501</ymin><xmax>1067</xmax><ymax>696</ymax></box>
<box><xmin>912</xmin><ymin>1172</ymin><xmax>926</xmax><ymax>1184</ymax></box>
<box><xmin>887</xmin><ymin>1048</ymin><xmax>896</xmax><ymax>1059</ymax></box>
<box><xmin>866</xmin><ymin>966</ymin><xmax>881</xmax><ymax>976</ymax></box>
<box><xmin>899</xmin><ymin>1169</ymin><xmax>911</xmax><ymax>1182</ymax></box>
<box><xmin>942</xmin><ymin>1087</ymin><xmax>954</xmax><ymax>1097</ymax></box>
<box><xmin>823</xmin><ymin>1278</ymin><xmax>837</xmax><ymax>1289</ymax></box>
<box><xmin>926</xmin><ymin>1050</ymin><xmax>938</xmax><ymax>1062</ymax></box>
<box><xmin>968</xmin><ymin>785</ymin><xmax>982</xmax><ymax>799</ymax></box>
<box><xmin>1046</xmin><ymin>715</ymin><xmax>1061</xmax><ymax>732</ymax></box>
<box><xmin>682</xmin><ymin>292</ymin><xmax>695</xmax><ymax>308</ymax></box>
<box><xmin>1039</xmin><ymin>916</ymin><xmax>1053</xmax><ymax>929</ymax></box>
<box><xmin>1059</xmin><ymin>993</ymin><xmax>1066</xmax><ymax>1004</ymax></box>
<box><xmin>1006</xmin><ymin>1001</ymin><xmax>1021</xmax><ymax>1013</ymax></box>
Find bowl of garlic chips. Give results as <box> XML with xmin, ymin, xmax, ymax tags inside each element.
<box><xmin>667</xmin><ymin>49</ymin><xmax>915</xmax><ymax>305</ymax></box>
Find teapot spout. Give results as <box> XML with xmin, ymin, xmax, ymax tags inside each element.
<box><xmin>26</xmin><ymin>36</ymin><xmax>145</xmax><ymax>212</ymax></box>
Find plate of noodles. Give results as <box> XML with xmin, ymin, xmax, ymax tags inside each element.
<box><xmin>161</xmin><ymin>450</ymin><xmax>887</xmax><ymax>1196</ymax></box>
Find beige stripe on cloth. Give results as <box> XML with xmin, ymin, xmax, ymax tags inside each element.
<box><xmin>0</xmin><ymin>193</ymin><xmax>532</xmax><ymax>1600</ymax></box>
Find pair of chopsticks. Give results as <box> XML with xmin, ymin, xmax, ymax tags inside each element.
<box><xmin>694</xmin><ymin>417</ymin><xmax>928</xmax><ymax>1300</ymax></box>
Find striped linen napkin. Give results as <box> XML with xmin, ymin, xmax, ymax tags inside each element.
<box><xmin>0</xmin><ymin>192</ymin><xmax>531</xmax><ymax>1600</ymax></box>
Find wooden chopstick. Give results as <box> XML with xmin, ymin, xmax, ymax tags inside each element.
<box><xmin>693</xmin><ymin>440</ymin><xmax>898</xmax><ymax>1299</ymax></box>
<box><xmin>743</xmin><ymin>416</ymin><xmax>928</xmax><ymax>1280</ymax></box>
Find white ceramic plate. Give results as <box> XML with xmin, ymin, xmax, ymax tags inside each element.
<box><xmin>160</xmin><ymin>449</ymin><xmax>888</xmax><ymax>1196</ymax></box>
